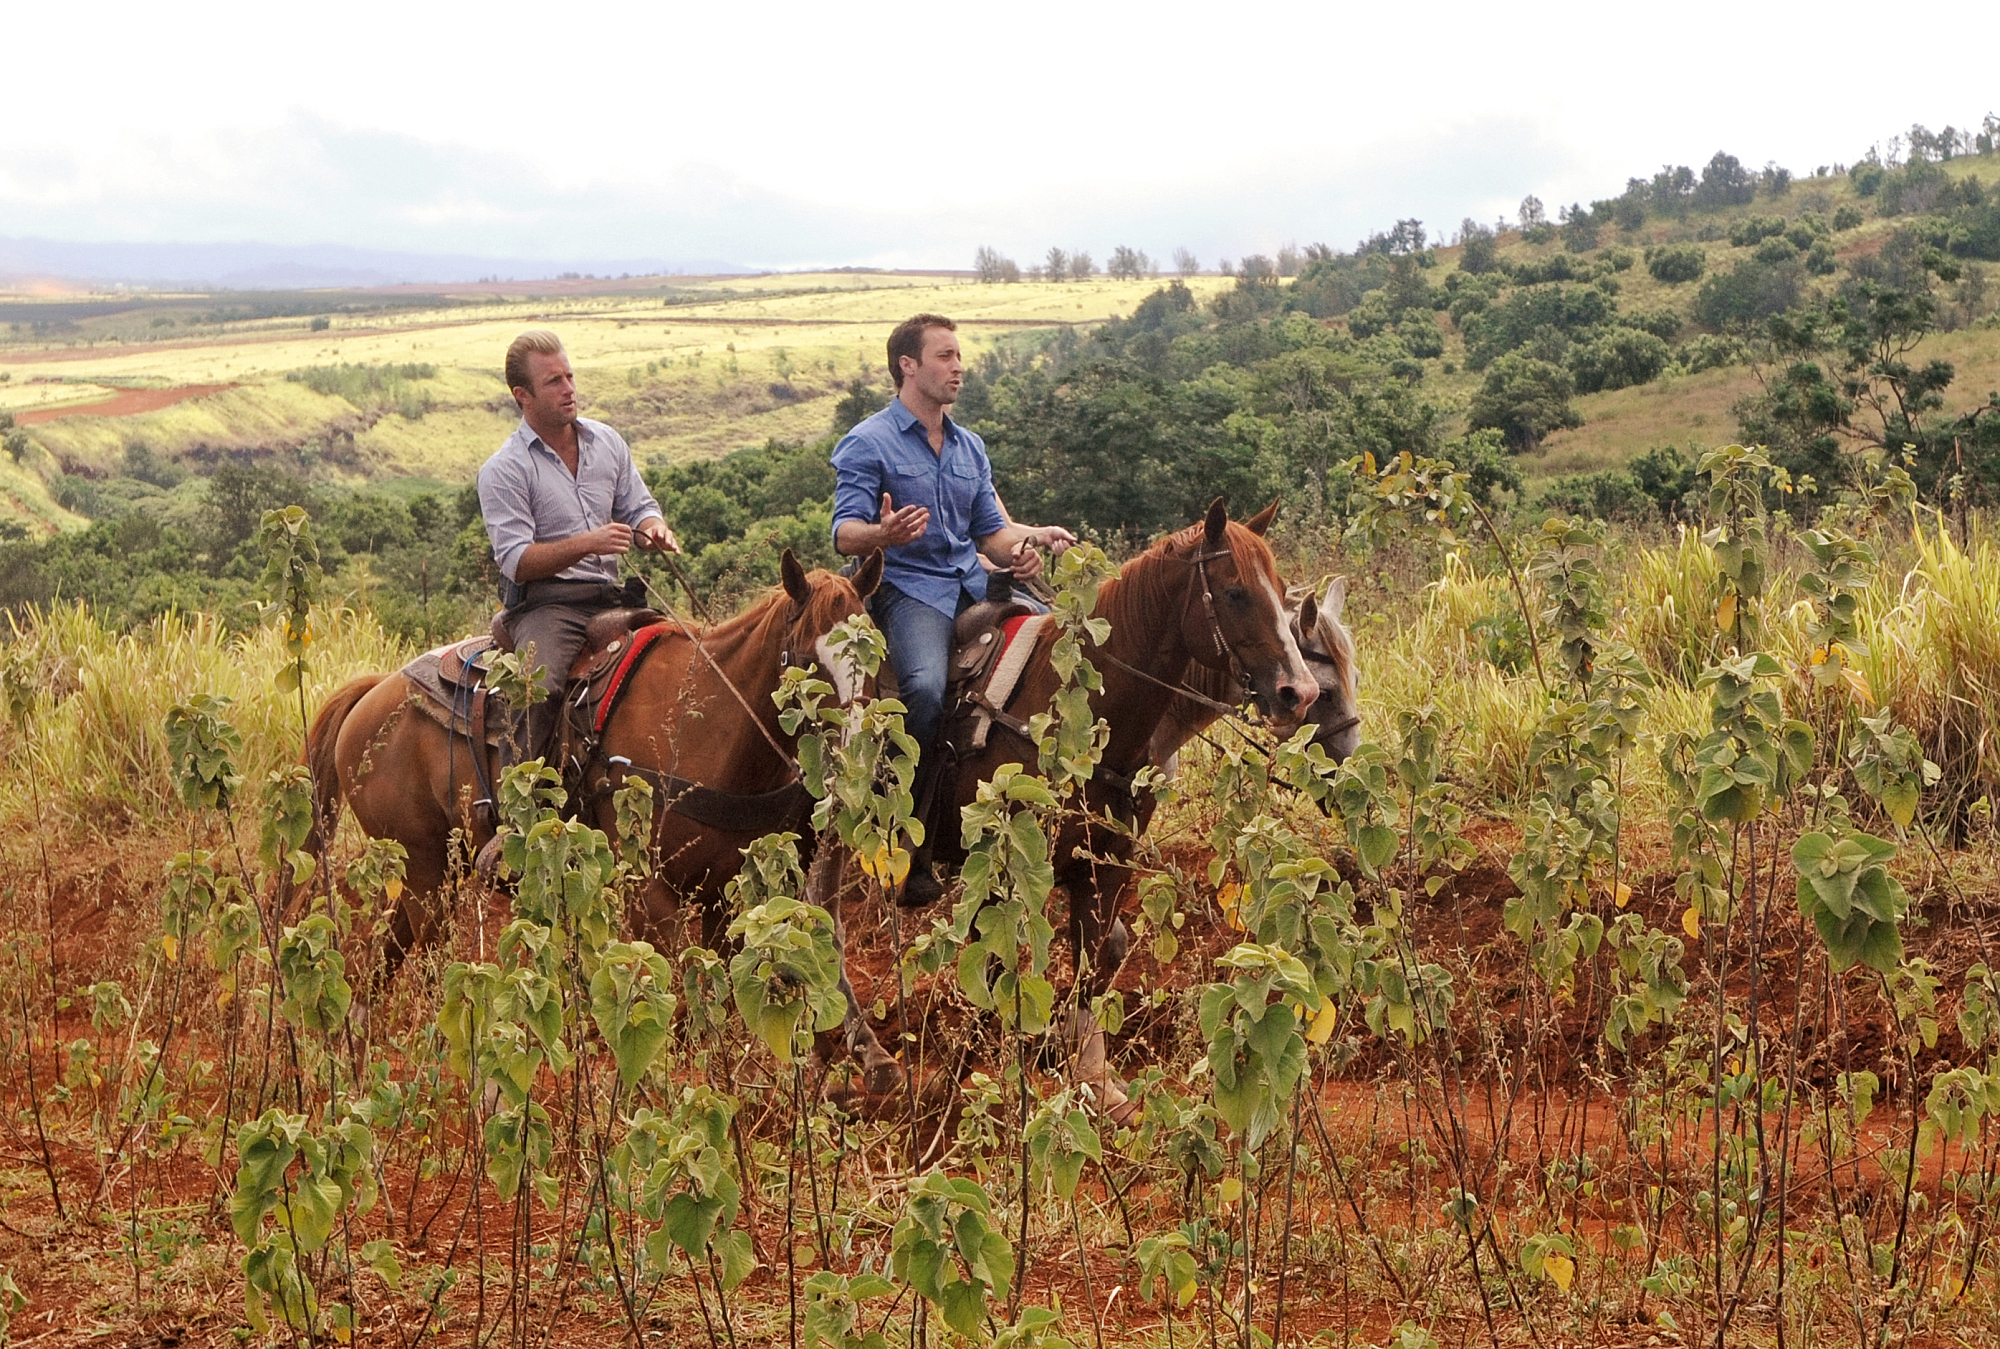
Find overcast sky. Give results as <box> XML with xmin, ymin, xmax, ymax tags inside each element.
<box><xmin>6</xmin><ymin>0</ymin><xmax>1996</xmax><ymax>273</ymax></box>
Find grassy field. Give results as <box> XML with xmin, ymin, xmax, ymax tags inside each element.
<box><xmin>0</xmin><ymin>274</ymin><xmax>1234</xmax><ymax>531</ymax></box>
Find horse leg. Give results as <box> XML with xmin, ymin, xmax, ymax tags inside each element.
<box><xmin>1063</xmin><ymin>857</ymin><xmax>1139</xmax><ymax>1124</ymax></box>
<box><xmin>376</xmin><ymin>836</ymin><xmax>450</xmax><ymax>992</ymax></box>
<box><xmin>807</xmin><ymin>840</ymin><xmax>899</xmax><ymax>1097</ymax></box>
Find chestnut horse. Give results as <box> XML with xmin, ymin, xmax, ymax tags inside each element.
<box><xmin>903</xmin><ymin>499</ymin><xmax>1319</xmax><ymax>1111</ymax></box>
<box><xmin>305</xmin><ymin>552</ymin><xmax>888</xmax><ymax>1025</ymax></box>
<box><xmin>1149</xmin><ymin>575</ymin><xmax>1361</xmax><ymax>774</ymax></box>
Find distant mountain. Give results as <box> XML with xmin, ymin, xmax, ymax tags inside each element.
<box><xmin>0</xmin><ymin>237</ymin><xmax>751</xmax><ymax>289</ymax></box>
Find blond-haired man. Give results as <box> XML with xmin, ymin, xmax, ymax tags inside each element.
<box><xmin>478</xmin><ymin>330</ymin><xmax>677</xmax><ymax>763</ymax></box>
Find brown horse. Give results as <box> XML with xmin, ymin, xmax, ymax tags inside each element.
<box><xmin>1150</xmin><ymin>575</ymin><xmax>1361</xmax><ymax>773</ymax></box>
<box><xmin>901</xmin><ymin>499</ymin><xmax>1318</xmax><ymax>1109</ymax></box>
<box><xmin>305</xmin><ymin>551</ymin><xmax>887</xmax><ymax>1006</ymax></box>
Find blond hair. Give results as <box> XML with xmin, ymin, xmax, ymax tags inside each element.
<box><xmin>505</xmin><ymin>330</ymin><xmax>566</xmax><ymax>395</ymax></box>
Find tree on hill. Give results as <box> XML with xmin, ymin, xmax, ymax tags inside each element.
<box><xmin>1068</xmin><ymin>250</ymin><xmax>1096</xmax><ymax>281</ymax></box>
<box><xmin>1646</xmin><ymin>243</ymin><xmax>1706</xmax><ymax>284</ymax></box>
<box><xmin>1107</xmin><ymin>246</ymin><xmax>1154</xmax><ymax>280</ymax></box>
<box><xmin>1520</xmin><ymin>197</ymin><xmax>1553</xmax><ymax>244</ymax></box>
<box><xmin>1173</xmin><ymin>247</ymin><xmax>1199</xmax><ymax>276</ymax></box>
<box><xmin>1468</xmin><ymin>353</ymin><xmax>1581</xmax><ymax>452</ymax></box>
<box><xmin>973</xmin><ymin>246</ymin><xmax>1020</xmax><ymax>283</ymax></box>
<box><xmin>1459</xmin><ymin>219</ymin><xmax>1499</xmax><ymax>273</ymax></box>
<box><xmin>1044</xmin><ymin>247</ymin><xmax>1069</xmax><ymax>282</ymax></box>
<box><xmin>1693</xmin><ymin>152</ymin><xmax>1757</xmax><ymax>210</ymax></box>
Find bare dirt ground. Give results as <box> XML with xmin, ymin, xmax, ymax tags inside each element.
<box><xmin>13</xmin><ymin>384</ymin><xmax>235</xmax><ymax>424</ymax></box>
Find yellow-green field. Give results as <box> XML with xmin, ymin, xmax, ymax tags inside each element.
<box><xmin>0</xmin><ymin>273</ymin><xmax>1233</xmax><ymax>533</ymax></box>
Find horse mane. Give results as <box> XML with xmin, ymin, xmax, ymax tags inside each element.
<box><xmin>681</xmin><ymin>567</ymin><xmax>852</xmax><ymax>653</ymax></box>
<box><xmin>1094</xmin><ymin>518</ymin><xmax>1283</xmax><ymax>651</ymax></box>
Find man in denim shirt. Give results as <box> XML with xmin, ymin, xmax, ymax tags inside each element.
<box><xmin>479</xmin><ymin>330</ymin><xmax>678</xmax><ymax>767</ymax></box>
<box><xmin>831</xmin><ymin>313</ymin><xmax>1075</xmax><ymax>902</ymax></box>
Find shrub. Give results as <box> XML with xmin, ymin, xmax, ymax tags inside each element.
<box><xmin>1628</xmin><ymin>443</ymin><xmax>1702</xmax><ymax>520</ymax></box>
<box><xmin>1753</xmin><ymin>236</ymin><xmax>1801</xmax><ymax>264</ymax></box>
<box><xmin>1646</xmin><ymin>243</ymin><xmax>1706</xmax><ymax>284</ymax></box>
<box><xmin>1692</xmin><ymin>258</ymin><xmax>1803</xmax><ymax>328</ymax></box>
<box><xmin>1467</xmin><ymin>354</ymin><xmax>1580</xmax><ymax>451</ymax></box>
<box><xmin>1833</xmin><ymin>204</ymin><xmax>1865</xmax><ymax>231</ymax></box>
<box><xmin>1851</xmin><ymin>161</ymin><xmax>1886</xmax><ymax>197</ymax></box>
<box><xmin>1459</xmin><ymin>219</ymin><xmax>1499</xmax><ymax>274</ymax></box>
<box><xmin>1567</xmin><ymin>328</ymin><xmax>1671</xmax><ymax>393</ymax></box>
<box><xmin>1619</xmin><ymin>310</ymin><xmax>1683</xmax><ymax>341</ymax></box>
<box><xmin>1806</xmin><ymin>240</ymin><xmax>1839</xmax><ymax>275</ymax></box>
<box><xmin>1602</xmin><ymin>246</ymin><xmax>1636</xmax><ymax>271</ymax></box>
<box><xmin>1396</xmin><ymin>317</ymin><xmax>1445</xmax><ymax>359</ymax></box>
<box><xmin>1538</xmin><ymin>469</ymin><xmax>1655</xmax><ymax>522</ymax></box>
<box><xmin>1728</xmin><ymin>215</ymin><xmax>1790</xmax><ymax>247</ymax></box>
<box><xmin>1462</xmin><ymin>284</ymin><xmax>1614</xmax><ymax>370</ymax></box>
<box><xmin>1679</xmin><ymin>333</ymin><xmax>1746</xmax><ymax>372</ymax></box>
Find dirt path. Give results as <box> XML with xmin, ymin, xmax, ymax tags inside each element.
<box><xmin>12</xmin><ymin>383</ymin><xmax>234</xmax><ymax>423</ymax></box>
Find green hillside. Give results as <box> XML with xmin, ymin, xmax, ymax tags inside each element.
<box><xmin>4</xmin><ymin>132</ymin><xmax>1999</xmax><ymax>628</ymax></box>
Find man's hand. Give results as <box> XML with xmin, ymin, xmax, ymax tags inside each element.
<box><xmin>582</xmin><ymin>522</ymin><xmax>637</xmax><ymax>556</ymax></box>
<box><xmin>1005</xmin><ymin>525</ymin><xmax>1075</xmax><ymax>580</ymax></box>
<box><xmin>635</xmin><ymin>517</ymin><xmax>680</xmax><ymax>554</ymax></box>
<box><xmin>877</xmin><ymin>492</ymin><xmax>929</xmax><ymax>546</ymax></box>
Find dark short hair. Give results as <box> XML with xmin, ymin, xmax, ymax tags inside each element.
<box><xmin>887</xmin><ymin>314</ymin><xmax>956</xmax><ymax>389</ymax></box>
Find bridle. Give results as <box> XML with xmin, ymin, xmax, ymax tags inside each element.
<box><xmin>1296</xmin><ymin>613</ymin><xmax>1361</xmax><ymax>740</ymax></box>
<box><xmin>1188</xmin><ymin>546</ymin><xmax>1257</xmax><ymax>696</ymax></box>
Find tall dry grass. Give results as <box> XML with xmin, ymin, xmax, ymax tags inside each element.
<box><xmin>1</xmin><ymin>602</ymin><xmax>412</xmax><ymax>837</ymax></box>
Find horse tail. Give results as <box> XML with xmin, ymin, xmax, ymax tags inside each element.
<box><xmin>305</xmin><ymin>674</ymin><xmax>383</xmax><ymax>854</ymax></box>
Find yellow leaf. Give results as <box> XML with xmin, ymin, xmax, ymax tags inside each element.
<box><xmin>1307</xmin><ymin>999</ymin><xmax>1338</xmax><ymax>1045</ymax></box>
<box><xmin>1682</xmin><ymin>906</ymin><xmax>1702</xmax><ymax>940</ymax></box>
<box><xmin>1362</xmin><ymin>451</ymin><xmax>1377</xmax><ymax>476</ymax></box>
<box><xmin>161</xmin><ymin>934</ymin><xmax>179</xmax><ymax>964</ymax></box>
<box><xmin>1715</xmin><ymin>593</ymin><xmax>1737</xmax><ymax>633</ymax></box>
<box><xmin>1217</xmin><ymin>882</ymin><xmax>1245</xmax><ymax>932</ymax></box>
<box><xmin>1809</xmin><ymin>645</ymin><xmax>1828</xmax><ymax>666</ymax></box>
<box><xmin>385</xmin><ymin>877</ymin><xmax>403</xmax><ymax>903</ymax></box>
<box><xmin>1544</xmin><ymin>1252</ymin><xmax>1575</xmax><ymax>1292</ymax></box>
<box><xmin>1614</xmin><ymin>882</ymin><xmax>1632</xmax><ymax>909</ymax></box>
<box><xmin>1218</xmin><ymin>1177</ymin><xmax>1243</xmax><ymax>1204</ymax></box>
<box><xmin>887</xmin><ymin>847</ymin><xmax>911</xmax><ymax>887</ymax></box>
<box><xmin>1841</xmin><ymin>666</ymin><xmax>1873</xmax><ymax>707</ymax></box>
<box><xmin>216</xmin><ymin>986</ymin><xmax>234</xmax><ymax>1010</ymax></box>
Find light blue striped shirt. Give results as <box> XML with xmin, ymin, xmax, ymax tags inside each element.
<box><xmin>477</xmin><ymin>417</ymin><xmax>663</xmax><ymax>585</ymax></box>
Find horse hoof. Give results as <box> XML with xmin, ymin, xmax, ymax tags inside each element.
<box><xmin>864</xmin><ymin>1057</ymin><xmax>902</xmax><ymax>1098</ymax></box>
<box><xmin>1101</xmin><ymin>919</ymin><xmax>1130</xmax><ymax>971</ymax></box>
<box><xmin>896</xmin><ymin>865</ymin><xmax>945</xmax><ymax>909</ymax></box>
<box><xmin>473</xmin><ymin>834</ymin><xmax>506</xmax><ymax>879</ymax></box>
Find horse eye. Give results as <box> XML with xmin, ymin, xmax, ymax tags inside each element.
<box><xmin>1225</xmin><ymin>587</ymin><xmax>1248</xmax><ymax>605</ymax></box>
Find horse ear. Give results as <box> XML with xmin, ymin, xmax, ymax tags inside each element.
<box><xmin>1203</xmin><ymin>497</ymin><xmax>1228</xmax><ymax>548</ymax></box>
<box><xmin>1244</xmin><ymin>500</ymin><xmax>1279</xmax><ymax>536</ymax></box>
<box><xmin>853</xmin><ymin>549</ymin><xmax>884</xmax><ymax>599</ymax></box>
<box><xmin>1319</xmin><ymin>575</ymin><xmax>1348</xmax><ymax>626</ymax></box>
<box><xmin>780</xmin><ymin>549</ymin><xmax>811</xmax><ymax>606</ymax></box>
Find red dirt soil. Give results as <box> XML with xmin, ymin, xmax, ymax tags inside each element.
<box><xmin>13</xmin><ymin>384</ymin><xmax>234</xmax><ymax>424</ymax></box>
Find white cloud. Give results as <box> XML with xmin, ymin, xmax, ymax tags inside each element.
<box><xmin>5</xmin><ymin>0</ymin><xmax>1995</xmax><ymax>274</ymax></box>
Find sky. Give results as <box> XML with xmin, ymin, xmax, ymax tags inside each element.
<box><xmin>5</xmin><ymin>0</ymin><xmax>1997</xmax><ymax>277</ymax></box>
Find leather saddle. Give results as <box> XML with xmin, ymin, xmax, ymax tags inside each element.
<box><xmin>404</xmin><ymin>607</ymin><xmax>667</xmax><ymax>747</ymax></box>
<box><xmin>942</xmin><ymin>598</ymin><xmax>1050</xmax><ymax>754</ymax></box>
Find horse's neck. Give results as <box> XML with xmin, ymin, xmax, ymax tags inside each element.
<box><xmin>685</xmin><ymin>603</ymin><xmax>791</xmax><ymax>786</ymax></box>
<box><xmin>1088</xmin><ymin>553</ymin><xmax>1196</xmax><ymax>772</ymax></box>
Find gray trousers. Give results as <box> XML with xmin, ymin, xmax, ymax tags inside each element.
<box><xmin>502</xmin><ymin>582</ymin><xmax>619</xmax><ymax>761</ymax></box>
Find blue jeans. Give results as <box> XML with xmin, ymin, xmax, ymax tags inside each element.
<box><xmin>872</xmin><ymin>583</ymin><xmax>963</xmax><ymax>750</ymax></box>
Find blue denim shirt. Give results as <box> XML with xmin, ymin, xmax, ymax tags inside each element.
<box><xmin>830</xmin><ymin>398</ymin><xmax>1007</xmax><ymax>618</ymax></box>
<box><xmin>477</xmin><ymin>417</ymin><xmax>663</xmax><ymax>585</ymax></box>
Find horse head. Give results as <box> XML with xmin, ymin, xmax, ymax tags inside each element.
<box><xmin>1180</xmin><ymin>498</ymin><xmax>1318</xmax><ymax>731</ymax></box>
<box><xmin>1292</xmin><ymin>576</ymin><xmax>1361</xmax><ymax>764</ymax></box>
<box><xmin>777</xmin><ymin>547</ymin><xmax>883</xmax><ymax>704</ymax></box>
